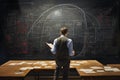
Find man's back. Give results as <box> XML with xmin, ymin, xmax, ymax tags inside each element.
<box><xmin>55</xmin><ymin>36</ymin><xmax>69</xmax><ymax>66</ymax></box>
<box><xmin>47</xmin><ymin>27</ymin><xmax>75</xmax><ymax>80</ymax></box>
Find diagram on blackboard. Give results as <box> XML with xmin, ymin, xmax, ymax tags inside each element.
<box><xmin>27</xmin><ymin>4</ymin><xmax>98</xmax><ymax>57</ymax></box>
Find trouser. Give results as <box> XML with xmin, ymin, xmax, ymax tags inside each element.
<box><xmin>53</xmin><ymin>60</ymin><xmax>70</xmax><ymax>80</ymax></box>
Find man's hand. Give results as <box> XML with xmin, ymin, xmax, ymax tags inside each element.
<box><xmin>46</xmin><ymin>42</ymin><xmax>53</xmax><ymax>49</ymax></box>
<box><xmin>72</xmin><ymin>50</ymin><xmax>75</xmax><ymax>56</ymax></box>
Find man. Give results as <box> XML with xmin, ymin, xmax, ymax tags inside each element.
<box><xmin>46</xmin><ymin>27</ymin><xmax>75</xmax><ymax>80</ymax></box>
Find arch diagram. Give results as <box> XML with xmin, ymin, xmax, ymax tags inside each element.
<box><xmin>28</xmin><ymin>4</ymin><xmax>89</xmax><ymax>58</ymax></box>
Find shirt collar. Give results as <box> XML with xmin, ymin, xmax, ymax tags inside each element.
<box><xmin>60</xmin><ymin>35</ymin><xmax>65</xmax><ymax>37</ymax></box>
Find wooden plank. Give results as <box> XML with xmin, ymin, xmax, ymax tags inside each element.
<box><xmin>0</xmin><ymin>60</ymin><xmax>120</xmax><ymax>80</ymax></box>
<box><xmin>0</xmin><ymin>66</ymin><xmax>30</xmax><ymax>77</ymax></box>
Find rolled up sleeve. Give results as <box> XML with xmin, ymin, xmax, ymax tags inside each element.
<box><xmin>67</xmin><ymin>39</ymin><xmax>74</xmax><ymax>56</ymax></box>
<box><xmin>51</xmin><ymin>39</ymin><xmax>57</xmax><ymax>54</ymax></box>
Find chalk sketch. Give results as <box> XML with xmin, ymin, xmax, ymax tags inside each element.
<box><xmin>27</xmin><ymin>4</ymin><xmax>88</xmax><ymax>56</ymax></box>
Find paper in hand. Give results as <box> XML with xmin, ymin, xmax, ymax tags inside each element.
<box><xmin>46</xmin><ymin>42</ymin><xmax>53</xmax><ymax>49</ymax></box>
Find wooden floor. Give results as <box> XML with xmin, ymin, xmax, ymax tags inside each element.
<box><xmin>0</xmin><ymin>60</ymin><xmax>120</xmax><ymax>80</ymax></box>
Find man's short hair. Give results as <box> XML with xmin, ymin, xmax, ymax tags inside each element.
<box><xmin>60</xmin><ymin>27</ymin><xmax>68</xmax><ymax>35</ymax></box>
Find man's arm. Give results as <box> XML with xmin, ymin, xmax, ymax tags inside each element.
<box><xmin>68</xmin><ymin>39</ymin><xmax>75</xmax><ymax>56</ymax></box>
<box><xmin>46</xmin><ymin>39</ymin><xmax>57</xmax><ymax>54</ymax></box>
<box><xmin>51</xmin><ymin>39</ymin><xmax>57</xmax><ymax>54</ymax></box>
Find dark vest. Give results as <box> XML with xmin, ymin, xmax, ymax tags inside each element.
<box><xmin>55</xmin><ymin>36</ymin><xmax>70</xmax><ymax>66</ymax></box>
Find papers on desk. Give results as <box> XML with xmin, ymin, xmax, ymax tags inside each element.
<box><xmin>90</xmin><ymin>66</ymin><xmax>105</xmax><ymax>73</ymax></box>
<box><xmin>78</xmin><ymin>61</ymin><xmax>88</xmax><ymax>64</ymax></box>
<box><xmin>90</xmin><ymin>66</ymin><xmax>103</xmax><ymax>69</ymax></box>
<box><xmin>71</xmin><ymin>63</ymin><xmax>80</xmax><ymax>66</ymax></box>
<box><xmin>9</xmin><ymin>62</ymin><xmax>32</xmax><ymax>65</ymax></box>
<box><xmin>33</xmin><ymin>61</ymin><xmax>47</xmax><ymax>65</ymax></box>
<box><xmin>41</xmin><ymin>63</ymin><xmax>48</xmax><ymax>66</ymax></box>
<box><xmin>104</xmin><ymin>66</ymin><xmax>120</xmax><ymax>72</ymax></box>
<box><xmin>20</xmin><ymin>66</ymin><xmax>42</xmax><ymax>70</ymax></box>
<box><xmin>20</xmin><ymin>67</ymin><xmax>34</xmax><ymax>70</ymax></box>
<box><xmin>9</xmin><ymin>63</ymin><xmax>23</xmax><ymax>65</ymax></box>
<box><xmin>26</xmin><ymin>62</ymin><xmax>33</xmax><ymax>65</ymax></box>
<box><xmin>90</xmin><ymin>66</ymin><xmax>120</xmax><ymax>72</ymax></box>
<box><xmin>79</xmin><ymin>66</ymin><xmax>120</xmax><ymax>73</ymax></box>
<box><xmin>33</xmin><ymin>66</ymin><xmax>41</xmax><ymax>69</ymax></box>
<box><xmin>96</xmin><ymin>70</ymin><xmax>105</xmax><ymax>72</ymax></box>
<box><xmin>104</xmin><ymin>68</ymin><xmax>114</xmax><ymax>72</ymax></box>
<box><xmin>9</xmin><ymin>63</ymin><xmax>18</xmax><ymax>65</ymax></box>
<box><xmin>104</xmin><ymin>66</ymin><xmax>112</xmax><ymax>69</ymax></box>
<box><xmin>111</xmin><ymin>68</ymin><xmax>120</xmax><ymax>72</ymax></box>
<box><xmin>33</xmin><ymin>61</ymin><xmax>44</xmax><ymax>65</ymax></box>
<box><xmin>44</xmin><ymin>66</ymin><xmax>52</xmax><ymax>68</ymax></box>
<box><xmin>79</xmin><ymin>69</ymin><xmax>96</xmax><ymax>73</ymax></box>
<box><xmin>71</xmin><ymin>61</ymin><xmax>88</xmax><ymax>64</ymax></box>
<box><xmin>24</xmin><ymin>67</ymin><xmax>33</xmax><ymax>70</ymax></box>
<box><xmin>48</xmin><ymin>61</ymin><xmax>55</xmax><ymax>63</ymax></box>
<box><xmin>15</xmin><ymin>71</ymin><xmax>24</xmax><ymax>74</ymax></box>
<box><xmin>20</xmin><ymin>67</ymin><xmax>27</xmax><ymax>71</ymax></box>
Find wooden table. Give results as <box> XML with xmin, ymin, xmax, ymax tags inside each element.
<box><xmin>76</xmin><ymin>62</ymin><xmax>120</xmax><ymax>80</ymax></box>
<box><xmin>0</xmin><ymin>66</ymin><xmax>30</xmax><ymax>80</ymax></box>
<box><xmin>70</xmin><ymin>60</ymin><xmax>103</xmax><ymax>68</ymax></box>
<box><xmin>0</xmin><ymin>60</ymin><xmax>102</xmax><ymax>80</ymax></box>
<box><xmin>1</xmin><ymin>60</ymin><xmax>34</xmax><ymax>67</ymax></box>
<box><xmin>107</xmin><ymin>64</ymin><xmax>120</xmax><ymax>67</ymax></box>
<box><xmin>0</xmin><ymin>60</ymin><xmax>120</xmax><ymax>80</ymax></box>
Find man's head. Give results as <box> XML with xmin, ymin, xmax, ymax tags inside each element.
<box><xmin>60</xmin><ymin>27</ymin><xmax>68</xmax><ymax>36</ymax></box>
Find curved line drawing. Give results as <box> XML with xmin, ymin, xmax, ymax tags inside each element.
<box><xmin>28</xmin><ymin>4</ymin><xmax>87</xmax><ymax>35</ymax></box>
<box><xmin>85</xmin><ymin>12</ymin><xmax>100</xmax><ymax>43</ymax></box>
<box><xmin>27</xmin><ymin>4</ymin><xmax>88</xmax><ymax>56</ymax></box>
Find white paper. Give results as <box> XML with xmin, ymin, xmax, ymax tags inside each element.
<box><xmin>26</xmin><ymin>63</ymin><xmax>33</xmax><ymax>65</ymax></box>
<box><xmin>104</xmin><ymin>66</ymin><xmax>112</xmax><ymax>69</ymax></box>
<box><xmin>90</xmin><ymin>66</ymin><xmax>103</xmax><ymax>69</ymax></box>
<box><xmin>41</xmin><ymin>63</ymin><xmax>48</xmax><ymax>66</ymax></box>
<box><xmin>15</xmin><ymin>72</ymin><xmax>24</xmax><ymax>74</ymax></box>
<box><xmin>79</xmin><ymin>69</ymin><xmax>94</xmax><ymax>72</ymax></box>
<box><xmin>9</xmin><ymin>63</ymin><xmax>17</xmax><ymax>65</ymax></box>
<box><xmin>20</xmin><ymin>67</ymin><xmax>33</xmax><ymax>70</ymax></box>
<box><xmin>111</xmin><ymin>68</ymin><xmax>120</xmax><ymax>72</ymax></box>
<box><xmin>96</xmin><ymin>70</ymin><xmax>105</xmax><ymax>72</ymax></box>
<box><xmin>104</xmin><ymin>68</ymin><xmax>113</xmax><ymax>72</ymax></box>
<box><xmin>9</xmin><ymin>63</ymin><xmax>22</xmax><ymax>65</ymax></box>
<box><xmin>71</xmin><ymin>64</ymin><xmax>80</xmax><ymax>66</ymax></box>
<box><xmin>84</xmin><ymin>71</ymin><xmax>96</xmax><ymax>73</ymax></box>
<box><xmin>44</xmin><ymin>66</ymin><xmax>52</xmax><ymax>68</ymax></box>
<box><xmin>79</xmin><ymin>69</ymin><xmax>96</xmax><ymax>73</ymax></box>
<box><xmin>33</xmin><ymin>66</ymin><xmax>41</xmax><ymax>69</ymax></box>
<box><xmin>33</xmin><ymin>62</ymin><xmax>41</xmax><ymax>65</ymax></box>
<box><xmin>20</xmin><ymin>67</ymin><xmax>28</xmax><ymax>71</ymax></box>
<box><xmin>38</xmin><ymin>62</ymin><xmax>46</xmax><ymax>64</ymax></box>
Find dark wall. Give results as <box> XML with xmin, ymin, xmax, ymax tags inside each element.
<box><xmin>0</xmin><ymin>0</ymin><xmax>21</xmax><ymax>63</ymax></box>
<box><xmin>0</xmin><ymin>0</ymin><xmax>119</xmax><ymax>61</ymax></box>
